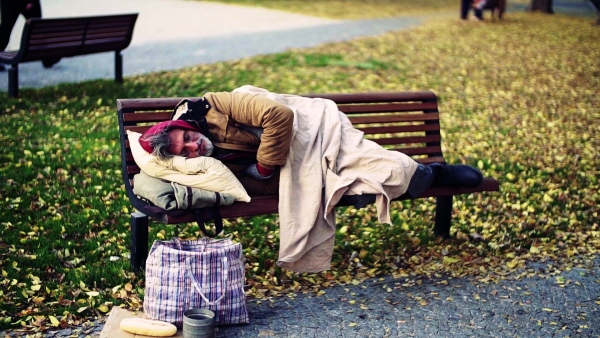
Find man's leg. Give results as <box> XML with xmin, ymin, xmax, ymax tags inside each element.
<box><xmin>460</xmin><ymin>0</ymin><xmax>473</xmax><ymax>19</ymax></box>
<box><xmin>403</xmin><ymin>162</ymin><xmax>483</xmax><ymax>199</ymax></box>
<box><xmin>0</xmin><ymin>0</ymin><xmax>22</xmax><ymax>51</ymax></box>
<box><xmin>0</xmin><ymin>1</ymin><xmax>21</xmax><ymax>71</ymax></box>
<box><xmin>343</xmin><ymin>162</ymin><xmax>483</xmax><ymax>207</ymax></box>
<box><xmin>402</xmin><ymin>164</ymin><xmax>435</xmax><ymax>199</ymax></box>
<box><xmin>0</xmin><ymin>1</ymin><xmax>46</xmax><ymax>71</ymax></box>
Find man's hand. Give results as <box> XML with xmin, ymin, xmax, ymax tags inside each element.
<box><xmin>243</xmin><ymin>163</ymin><xmax>273</xmax><ymax>181</ymax></box>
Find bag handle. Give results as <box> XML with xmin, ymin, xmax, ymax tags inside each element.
<box><xmin>186</xmin><ymin>256</ymin><xmax>228</xmax><ymax>306</ymax></box>
<box><xmin>194</xmin><ymin>206</ymin><xmax>224</xmax><ymax>238</ymax></box>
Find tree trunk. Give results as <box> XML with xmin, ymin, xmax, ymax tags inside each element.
<box><xmin>529</xmin><ymin>0</ymin><xmax>555</xmax><ymax>13</ymax></box>
<box><xmin>590</xmin><ymin>0</ymin><xmax>600</xmax><ymax>25</ymax></box>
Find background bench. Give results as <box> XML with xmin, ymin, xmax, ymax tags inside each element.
<box><xmin>117</xmin><ymin>91</ymin><xmax>500</xmax><ymax>272</ymax></box>
<box><xmin>0</xmin><ymin>13</ymin><xmax>138</xmax><ymax>97</ymax></box>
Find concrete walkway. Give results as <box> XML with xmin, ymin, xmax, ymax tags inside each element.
<box><xmin>216</xmin><ymin>259</ymin><xmax>600</xmax><ymax>337</ymax></box>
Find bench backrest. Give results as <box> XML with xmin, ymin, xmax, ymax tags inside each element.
<box><xmin>16</xmin><ymin>14</ymin><xmax>138</xmax><ymax>62</ymax></box>
<box><xmin>118</xmin><ymin>91</ymin><xmax>444</xmax><ymax>198</ymax></box>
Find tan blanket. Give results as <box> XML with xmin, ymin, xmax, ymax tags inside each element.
<box><xmin>233</xmin><ymin>86</ymin><xmax>418</xmax><ymax>273</ymax></box>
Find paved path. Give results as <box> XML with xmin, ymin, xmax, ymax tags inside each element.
<box><xmin>3</xmin><ymin>259</ymin><xmax>598</xmax><ymax>337</ymax></box>
<box><xmin>216</xmin><ymin>260</ymin><xmax>600</xmax><ymax>337</ymax></box>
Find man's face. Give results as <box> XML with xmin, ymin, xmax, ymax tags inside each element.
<box><xmin>167</xmin><ymin>129</ymin><xmax>214</xmax><ymax>158</ymax></box>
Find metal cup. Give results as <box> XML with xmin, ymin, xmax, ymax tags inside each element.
<box><xmin>183</xmin><ymin>308</ymin><xmax>216</xmax><ymax>338</ymax></box>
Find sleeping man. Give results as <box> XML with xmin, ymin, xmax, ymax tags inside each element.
<box><xmin>137</xmin><ymin>86</ymin><xmax>483</xmax><ymax>272</ymax></box>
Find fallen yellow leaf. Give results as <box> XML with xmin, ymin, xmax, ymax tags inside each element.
<box><xmin>49</xmin><ymin>316</ymin><xmax>60</xmax><ymax>327</ymax></box>
<box><xmin>443</xmin><ymin>256</ymin><xmax>459</xmax><ymax>264</ymax></box>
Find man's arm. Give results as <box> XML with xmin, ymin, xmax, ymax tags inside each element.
<box><xmin>206</xmin><ymin>92</ymin><xmax>294</xmax><ymax>170</ymax></box>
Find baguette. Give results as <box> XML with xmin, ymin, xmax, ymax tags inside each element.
<box><xmin>120</xmin><ymin>318</ymin><xmax>177</xmax><ymax>337</ymax></box>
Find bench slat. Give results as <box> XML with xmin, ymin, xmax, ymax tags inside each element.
<box><xmin>337</xmin><ymin>102</ymin><xmax>438</xmax><ymax>114</ymax></box>
<box><xmin>391</xmin><ymin>145</ymin><xmax>443</xmax><ymax>156</ymax></box>
<box><xmin>415</xmin><ymin>156</ymin><xmax>446</xmax><ymax>164</ymax></box>
<box><xmin>348</xmin><ymin>113</ymin><xmax>439</xmax><ymax>124</ymax></box>
<box><xmin>29</xmin><ymin>28</ymin><xmax>86</xmax><ymax>39</ymax></box>
<box><xmin>30</xmin><ymin>20</ymin><xmax>87</xmax><ymax>31</ymax></box>
<box><xmin>367</xmin><ymin>134</ymin><xmax>441</xmax><ymax>146</ymax></box>
<box><xmin>29</xmin><ymin>35</ymin><xmax>85</xmax><ymax>45</ymax></box>
<box><xmin>119</xmin><ymin>98</ymin><xmax>184</xmax><ymax>111</ymax></box>
<box><xmin>123</xmin><ymin>112</ymin><xmax>173</xmax><ymax>122</ymax></box>
<box><xmin>127</xmin><ymin>165</ymin><xmax>140</xmax><ymax>175</ymax></box>
<box><xmin>125</xmin><ymin>125</ymin><xmax>153</xmax><ymax>134</ymax></box>
<box><xmin>304</xmin><ymin>91</ymin><xmax>438</xmax><ymax>103</ymax></box>
<box><xmin>358</xmin><ymin>123</ymin><xmax>440</xmax><ymax>135</ymax></box>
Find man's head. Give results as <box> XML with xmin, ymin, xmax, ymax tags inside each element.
<box><xmin>139</xmin><ymin>120</ymin><xmax>214</xmax><ymax>159</ymax></box>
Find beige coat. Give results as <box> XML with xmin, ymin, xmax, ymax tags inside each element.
<box><xmin>233</xmin><ymin>86</ymin><xmax>419</xmax><ymax>273</ymax></box>
<box><xmin>203</xmin><ymin>92</ymin><xmax>294</xmax><ymax>170</ymax></box>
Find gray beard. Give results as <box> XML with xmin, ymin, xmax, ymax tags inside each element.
<box><xmin>200</xmin><ymin>137</ymin><xmax>214</xmax><ymax>157</ymax></box>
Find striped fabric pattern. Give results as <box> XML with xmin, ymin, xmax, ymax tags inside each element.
<box><xmin>144</xmin><ymin>238</ymin><xmax>249</xmax><ymax>326</ymax></box>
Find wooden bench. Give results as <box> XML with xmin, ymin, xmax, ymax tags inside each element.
<box><xmin>0</xmin><ymin>13</ymin><xmax>138</xmax><ymax>97</ymax></box>
<box><xmin>117</xmin><ymin>91</ymin><xmax>500</xmax><ymax>272</ymax></box>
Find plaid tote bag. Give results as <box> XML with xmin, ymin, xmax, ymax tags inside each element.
<box><xmin>144</xmin><ymin>238</ymin><xmax>249</xmax><ymax>326</ymax></box>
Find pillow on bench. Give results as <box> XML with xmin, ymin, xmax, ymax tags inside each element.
<box><xmin>127</xmin><ymin>131</ymin><xmax>251</xmax><ymax>202</ymax></box>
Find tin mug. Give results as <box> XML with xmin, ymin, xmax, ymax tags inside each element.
<box><xmin>183</xmin><ymin>308</ymin><xmax>215</xmax><ymax>338</ymax></box>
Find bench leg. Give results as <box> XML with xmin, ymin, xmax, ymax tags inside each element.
<box><xmin>433</xmin><ymin>195</ymin><xmax>453</xmax><ymax>238</ymax></box>
<box><xmin>130</xmin><ymin>212</ymin><xmax>149</xmax><ymax>273</ymax></box>
<box><xmin>115</xmin><ymin>51</ymin><xmax>123</xmax><ymax>83</ymax></box>
<box><xmin>8</xmin><ymin>65</ymin><xmax>19</xmax><ymax>98</ymax></box>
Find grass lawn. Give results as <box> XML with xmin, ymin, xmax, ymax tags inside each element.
<box><xmin>203</xmin><ymin>0</ymin><xmax>460</xmax><ymax>19</ymax></box>
<box><xmin>0</xmin><ymin>5</ymin><xmax>599</xmax><ymax>334</ymax></box>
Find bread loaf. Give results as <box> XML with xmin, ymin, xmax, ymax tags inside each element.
<box><xmin>120</xmin><ymin>318</ymin><xmax>177</xmax><ymax>337</ymax></box>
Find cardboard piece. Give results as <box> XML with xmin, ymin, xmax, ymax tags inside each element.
<box><xmin>100</xmin><ymin>307</ymin><xmax>183</xmax><ymax>338</ymax></box>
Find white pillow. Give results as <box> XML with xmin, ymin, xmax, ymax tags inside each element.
<box><xmin>127</xmin><ymin>130</ymin><xmax>251</xmax><ymax>202</ymax></box>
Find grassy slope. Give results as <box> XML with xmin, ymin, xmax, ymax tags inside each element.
<box><xmin>203</xmin><ymin>0</ymin><xmax>459</xmax><ymax>19</ymax></box>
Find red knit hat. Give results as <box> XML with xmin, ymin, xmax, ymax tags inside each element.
<box><xmin>139</xmin><ymin>120</ymin><xmax>200</xmax><ymax>154</ymax></box>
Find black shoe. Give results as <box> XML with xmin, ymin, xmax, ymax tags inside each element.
<box><xmin>0</xmin><ymin>64</ymin><xmax>5</xmax><ymax>71</ymax></box>
<box><xmin>42</xmin><ymin>58</ymin><xmax>61</xmax><ymax>68</ymax></box>
<box><xmin>429</xmin><ymin>163</ymin><xmax>483</xmax><ymax>188</ymax></box>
